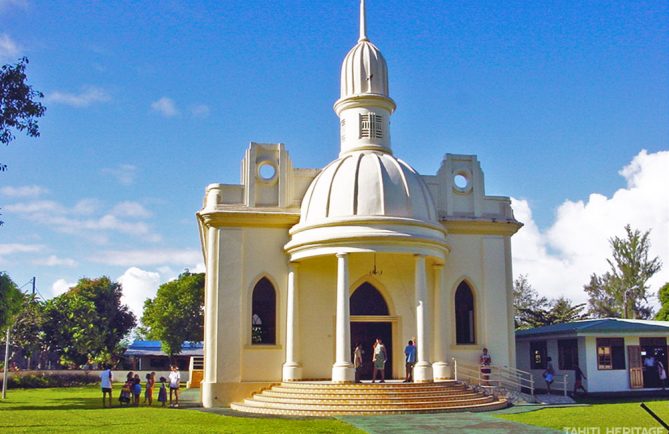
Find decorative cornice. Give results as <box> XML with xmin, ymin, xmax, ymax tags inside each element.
<box><xmin>197</xmin><ymin>209</ymin><xmax>299</xmax><ymax>228</ymax></box>
<box><xmin>441</xmin><ymin>219</ymin><xmax>523</xmax><ymax>236</ymax></box>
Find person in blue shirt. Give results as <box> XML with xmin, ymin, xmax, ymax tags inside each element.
<box><xmin>404</xmin><ymin>340</ymin><xmax>417</xmax><ymax>382</ymax></box>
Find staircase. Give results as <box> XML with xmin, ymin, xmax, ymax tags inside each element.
<box><xmin>230</xmin><ymin>380</ymin><xmax>508</xmax><ymax>416</ymax></box>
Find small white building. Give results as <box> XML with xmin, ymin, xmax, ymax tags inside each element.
<box><xmin>515</xmin><ymin>319</ymin><xmax>669</xmax><ymax>394</ymax></box>
<box><xmin>197</xmin><ymin>1</ymin><xmax>522</xmax><ymax>407</ymax></box>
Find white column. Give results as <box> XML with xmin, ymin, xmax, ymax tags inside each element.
<box><xmin>332</xmin><ymin>252</ymin><xmax>355</xmax><ymax>382</ymax></box>
<box><xmin>432</xmin><ymin>263</ymin><xmax>449</xmax><ymax>380</ymax></box>
<box><xmin>413</xmin><ymin>254</ymin><xmax>433</xmax><ymax>382</ymax></box>
<box><xmin>202</xmin><ymin>226</ymin><xmax>219</xmax><ymax>407</ymax></box>
<box><xmin>283</xmin><ymin>263</ymin><xmax>302</xmax><ymax>381</ymax></box>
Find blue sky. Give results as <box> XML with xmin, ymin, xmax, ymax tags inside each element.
<box><xmin>1</xmin><ymin>0</ymin><xmax>668</xmax><ymax>316</ymax></box>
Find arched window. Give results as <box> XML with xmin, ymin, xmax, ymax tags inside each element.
<box><xmin>455</xmin><ymin>282</ymin><xmax>475</xmax><ymax>344</ymax></box>
<box><xmin>350</xmin><ymin>282</ymin><xmax>389</xmax><ymax>316</ymax></box>
<box><xmin>251</xmin><ymin>277</ymin><xmax>276</xmax><ymax>345</ymax></box>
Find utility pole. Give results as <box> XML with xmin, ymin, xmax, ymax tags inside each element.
<box><xmin>2</xmin><ymin>326</ymin><xmax>9</xmax><ymax>399</ymax></box>
<box><xmin>32</xmin><ymin>277</ymin><xmax>36</xmax><ymax>296</ymax></box>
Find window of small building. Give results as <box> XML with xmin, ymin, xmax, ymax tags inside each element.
<box><xmin>455</xmin><ymin>282</ymin><xmax>475</xmax><ymax>344</ymax></box>
<box><xmin>558</xmin><ymin>339</ymin><xmax>579</xmax><ymax>370</ymax></box>
<box><xmin>251</xmin><ymin>277</ymin><xmax>276</xmax><ymax>345</ymax></box>
<box><xmin>597</xmin><ymin>338</ymin><xmax>625</xmax><ymax>370</ymax></box>
<box><xmin>530</xmin><ymin>341</ymin><xmax>547</xmax><ymax>369</ymax></box>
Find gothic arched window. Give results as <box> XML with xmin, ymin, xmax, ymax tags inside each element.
<box><xmin>251</xmin><ymin>277</ymin><xmax>276</xmax><ymax>345</ymax></box>
<box><xmin>455</xmin><ymin>282</ymin><xmax>475</xmax><ymax>344</ymax></box>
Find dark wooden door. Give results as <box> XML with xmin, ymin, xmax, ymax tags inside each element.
<box><xmin>628</xmin><ymin>345</ymin><xmax>643</xmax><ymax>389</ymax></box>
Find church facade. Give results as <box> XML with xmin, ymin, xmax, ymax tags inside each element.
<box><xmin>197</xmin><ymin>1</ymin><xmax>522</xmax><ymax>407</ymax></box>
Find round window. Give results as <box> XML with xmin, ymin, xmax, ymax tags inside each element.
<box><xmin>454</xmin><ymin>174</ymin><xmax>468</xmax><ymax>189</ymax></box>
<box><xmin>258</xmin><ymin>162</ymin><xmax>276</xmax><ymax>181</ymax></box>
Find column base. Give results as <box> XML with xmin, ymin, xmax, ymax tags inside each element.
<box><xmin>282</xmin><ymin>363</ymin><xmax>303</xmax><ymax>381</ymax></box>
<box><xmin>413</xmin><ymin>361</ymin><xmax>433</xmax><ymax>383</ymax></box>
<box><xmin>432</xmin><ymin>361</ymin><xmax>450</xmax><ymax>381</ymax></box>
<box><xmin>331</xmin><ymin>363</ymin><xmax>355</xmax><ymax>383</ymax></box>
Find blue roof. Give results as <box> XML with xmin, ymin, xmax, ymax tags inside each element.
<box><xmin>125</xmin><ymin>340</ymin><xmax>203</xmax><ymax>356</ymax></box>
<box><xmin>515</xmin><ymin>318</ymin><xmax>669</xmax><ymax>338</ymax></box>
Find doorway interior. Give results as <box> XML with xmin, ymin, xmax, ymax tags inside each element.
<box><xmin>351</xmin><ymin>321</ymin><xmax>392</xmax><ymax>380</ymax></box>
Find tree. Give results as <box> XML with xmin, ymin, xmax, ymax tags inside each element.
<box><xmin>513</xmin><ymin>274</ymin><xmax>548</xmax><ymax>329</ymax></box>
<box><xmin>585</xmin><ymin>225</ymin><xmax>662</xmax><ymax>319</ymax></box>
<box><xmin>1</xmin><ymin>57</ymin><xmax>46</xmax><ymax>162</ymax></box>
<box><xmin>141</xmin><ymin>271</ymin><xmax>205</xmax><ymax>361</ymax></box>
<box><xmin>518</xmin><ymin>296</ymin><xmax>588</xmax><ymax>328</ymax></box>
<box><xmin>0</xmin><ymin>272</ymin><xmax>22</xmax><ymax>330</ymax></box>
<box><xmin>655</xmin><ymin>282</ymin><xmax>669</xmax><ymax>321</ymax></box>
<box><xmin>10</xmin><ymin>294</ymin><xmax>47</xmax><ymax>369</ymax></box>
<box><xmin>43</xmin><ymin>276</ymin><xmax>136</xmax><ymax>367</ymax></box>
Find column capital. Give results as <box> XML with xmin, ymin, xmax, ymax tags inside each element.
<box><xmin>413</xmin><ymin>253</ymin><xmax>426</xmax><ymax>259</ymax></box>
<box><xmin>289</xmin><ymin>261</ymin><xmax>300</xmax><ymax>270</ymax></box>
<box><xmin>432</xmin><ymin>263</ymin><xmax>444</xmax><ymax>270</ymax></box>
<box><xmin>336</xmin><ymin>252</ymin><xmax>348</xmax><ymax>259</ymax></box>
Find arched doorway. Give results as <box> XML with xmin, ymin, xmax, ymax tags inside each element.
<box><xmin>350</xmin><ymin>282</ymin><xmax>392</xmax><ymax>380</ymax></box>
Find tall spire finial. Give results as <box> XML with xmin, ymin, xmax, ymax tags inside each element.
<box><xmin>359</xmin><ymin>0</ymin><xmax>368</xmax><ymax>42</ymax></box>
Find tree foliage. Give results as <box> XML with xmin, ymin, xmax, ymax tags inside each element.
<box><xmin>141</xmin><ymin>271</ymin><xmax>205</xmax><ymax>360</ymax></box>
<box><xmin>655</xmin><ymin>282</ymin><xmax>669</xmax><ymax>321</ymax></box>
<box><xmin>513</xmin><ymin>275</ymin><xmax>588</xmax><ymax>329</ymax></box>
<box><xmin>0</xmin><ymin>272</ymin><xmax>23</xmax><ymax>329</ymax></box>
<box><xmin>585</xmin><ymin>225</ymin><xmax>662</xmax><ymax>319</ymax></box>
<box><xmin>513</xmin><ymin>274</ymin><xmax>548</xmax><ymax>329</ymax></box>
<box><xmin>43</xmin><ymin>276</ymin><xmax>136</xmax><ymax>366</ymax></box>
<box><xmin>1</xmin><ymin>57</ymin><xmax>46</xmax><ymax>152</ymax></box>
<box><xmin>10</xmin><ymin>294</ymin><xmax>47</xmax><ymax>369</ymax></box>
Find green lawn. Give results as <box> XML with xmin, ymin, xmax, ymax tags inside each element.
<box><xmin>496</xmin><ymin>398</ymin><xmax>669</xmax><ymax>431</ymax></box>
<box><xmin>0</xmin><ymin>386</ymin><xmax>362</xmax><ymax>434</ymax></box>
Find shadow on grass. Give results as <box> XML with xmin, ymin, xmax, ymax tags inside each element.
<box><xmin>573</xmin><ymin>393</ymin><xmax>669</xmax><ymax>405</ymax></box>
<box><xmin>0</xmin><ymin>396</ymin><xmax>156</xmax><ymax>411</ymax></box>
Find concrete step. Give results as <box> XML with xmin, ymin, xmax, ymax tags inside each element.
<box><xmin>231</xmin><ymin>381</ymin><xmax>508</xmax><ymax>416</ymax></box>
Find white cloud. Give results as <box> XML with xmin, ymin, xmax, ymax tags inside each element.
<box><xmin>5</xmin><ymin>198</ymin><xmax>160</xmax><ymax>243</ymax></box>
<box><xmin>101</xmin><ymin>164</ymin><xmax>137</xmax><ymax>186</ymax></box>
<box><xmin>111</xmin><ymin>201</ymin><xmax>152</xmax><ymax>218</ymax></box>
<box><xmin>47</xmin><ymin>86</ymin><xmax>111</xmax><ymax>107</ymax></box>
<box><xmin>33</xmin><ymin>255</ymin><xmax>78</xmax><ymax>267</ymax></box>
<box><xmin>0</xmin><ymin>243</ymin><xmax>44</xmax><ymax>255</ymax></box>
<box><xmin>0</xmin><ymin>33</ymin><xmax>19</xmax><ymax>60</ymax></box>
<box><xmin>511</xmin><ymin>149</ymin><xmax>669</xmax><ymax>306</ymax></box>
<box><xmin>190</xmin><ymin>104</ymin><xmax>210</xmax><ymax>118</ymax></box>
<box><xmin>93</xmin><ymin>248</ymin><xmax>202</xmax><ymax>267</ymax></box>
<box><xmin>118</xmin><ymin>267</ymin><xmax>161</xmax><ymax>319</ymax></box>
<box><xmin>51</xmin><ymin>278</ymin><xmax>75</xmax><ymax>296</ymax></box>
<box><xmin>151</xmin><ymin>97</ymin><xmax>178</xmax><ymax>117</ymax></box>
<box><xmin>0</xmin><ymin>185</ymin><xmax>48</xmax><ymax>198</ymax></box>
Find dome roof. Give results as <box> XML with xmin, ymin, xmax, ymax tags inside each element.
<box><xmin>340</xmin><ymin>40</ymin><xmax>389</xmax><ymax>99</ymax></box>
<box><xmin>298</xmin><ymin>151</ymin><xmax>438</xmax><ymax>226</ymax></box>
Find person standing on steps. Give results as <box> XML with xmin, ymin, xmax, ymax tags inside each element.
<box><xmin>372</xmin><ymin>338</ymin><xmax>387</xmax><ymax>383</ymax></box>
<box><xmin>404</xmin><ymin>340</ymin><xmax>416</xmax><ymax>382</ymax></box>
<box><xmin>353</xmin><ymin>343</ymin><xmax>363</xmax><ymax>383</ymax></box>
<box><xmin>479</xmin><ymin>348</ymin><xmax>492</xmax><ymax>386</ymax></box>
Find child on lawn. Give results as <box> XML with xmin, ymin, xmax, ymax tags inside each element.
<box><xmin>132</xmin><ymin>375</ymin><xmax>142</xmax><ymax>406</ymax></box>
<box><xmin>158</xmin><ymin>377</ymin><xmax>167</xmax><ymax>407</ymax></box>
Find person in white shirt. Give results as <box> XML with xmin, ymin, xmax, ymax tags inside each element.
<box><xmin>100</xmin><ymin>364</ymin><xmax>113</xmax><ymax>408</ymax></box>
<box><xmin>168</xmin><ymin>365</ymin><xmax>181</xmax><ymax>407</ymax></box>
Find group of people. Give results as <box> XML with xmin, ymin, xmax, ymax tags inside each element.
<box><xmin>352</xmin><ymin>337</ymin><xmax>418</xmax><ymax>383</ymax></box>
<box><xmin>100</xmin><ymin>364</ymin><xmax>182</xmax><ymax>408</ymax></box>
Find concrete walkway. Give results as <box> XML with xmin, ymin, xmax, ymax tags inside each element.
<box><xmin>338</xmin><ymin>409</ymin><xmax>560</xmax><ymax>434</ymax></box>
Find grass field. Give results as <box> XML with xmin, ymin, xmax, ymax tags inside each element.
<box><xmin>3</xmin><ymin>386</ymin><xmax>669</xmax><ymax>433</ymax></box>
<box><xmin>496</xmin><ymin>397</ymin><xmax>669</xmax><ymax>432</ymax></box>
<box><xmin>0</xmin><ymin>386</ymin><xmax>363</xmax><ymax>434</ymax></box>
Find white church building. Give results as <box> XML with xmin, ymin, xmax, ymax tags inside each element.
<box><xmin>197</xmin><ymin>1</ymin><xmax>522</xmax><ymax>408</ymax></box>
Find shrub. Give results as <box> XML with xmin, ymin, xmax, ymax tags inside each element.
<box><xmin>0</xmin><ymin>372</ymin><xmax>100</xmax><ymax>389</ymax></box>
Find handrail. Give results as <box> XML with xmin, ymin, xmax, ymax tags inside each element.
<box><xmin>452</xmin><ymin>358</ymin><xmax>535</xmax><ymax>396</ymax></box>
